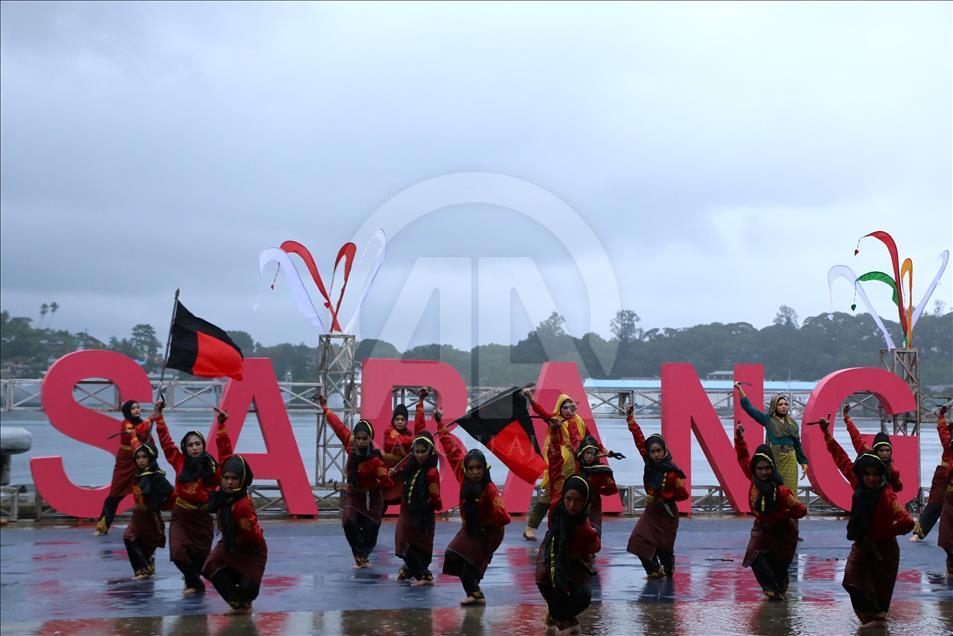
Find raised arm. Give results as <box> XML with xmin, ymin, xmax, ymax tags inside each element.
<box><xmin>414</xmin><ymin>399</ymin><xmax>427</xmax><ymax>435</ymax></box>
<box><xmin>436</xmin><ymin>423</ymin><xmax>465</xmax><ymax>484</ymax></box>
<box><xmin>321</xmin><ymin>402</ymin><xmax>352</xmax><ymax>448</ymax></box>
<box><xmin>739</xmin><ymin>396</ymin><xmax>771</xmax><ymax>428</ymax></box>
<box><xmin>156</xmin><ymin>417</ymin><xmax>184</xmax><ymax>471</ymax></box>
<box><xmin>820</xmin><ymin>422</ymin><xmax>854</xmax><ymax>485</ymax></box>
<box><xmin>626</xmin><ymin>406</ymin><xmax>647</xmax><ymax>460</ymax></box>
<box><xmin>214</xmin><ymin>411</ymin><xmax>234</xmax><ymax>463</ymax></box>
<box><xmin>843</xmin><ymin>409</ymin><xmax>868</xmax><ymax>455</ymax></box>
<box><xmin>735</xmin><ymin>426</ymin><xmax>752</xmax><ymax>480</ymax></box>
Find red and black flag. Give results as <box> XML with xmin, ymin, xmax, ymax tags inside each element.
<box><xmin>165</xmin><ymin>300</ymin><xmax>244</xmax><ymax>381</ymax></box>
<box><xmin>449</xmin><ymin>388</ymin><xmax>546</xmax><ymax>483</ymax></box>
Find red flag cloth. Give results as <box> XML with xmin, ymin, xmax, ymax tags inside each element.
<box><xmin>449</xmin><ymin>388</ymin><xmax>546</xmax><ymax>483</ymax></box>
<box><xmin>166</xmin><ymin>301</ymin><xmax>244</xmax><ymax>380</ymax></box>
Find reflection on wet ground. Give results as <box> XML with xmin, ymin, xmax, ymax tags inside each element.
<box><xmin>2</xmin><ymin>517</ymin><xmax>951</xmax><ymax>634</ymax></box>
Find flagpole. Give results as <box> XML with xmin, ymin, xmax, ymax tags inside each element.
<box><xmin>156</xmin><ymin>289</ymin><xmax>180</xmax><ymax>403</ymax></box>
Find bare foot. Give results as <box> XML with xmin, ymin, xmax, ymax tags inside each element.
<box><xmin>412</xmin><ymin>578</ymin><xmax>434</xmax><ymax>587</ymax></box>
<box><xmin>227</xmin><ymin>605</ymin><xmax>252</xmax><ymax>615</ymax></box>
<box><xmin>860</xmin><ymin>619</ymin><xmax>885</xmax><ymax>629</ymax></box>
<box><xmin>909</xmin><ymin>534</ymin><xmax>922</xmax><ymax>542</ymax></box>
<box><xmin>183</xmin><ymin>587</ymin><xmax>197</xmax><ymax>596</ymax></box>
<box><xmin>460</xmin><ymin>595</ymin><xmax>486</xmax><ymax>606</ymax></box>
<box><xmin>523</xmin><ymin>527</ymin><xmax>536</xmax><ymax>541</ymax></box>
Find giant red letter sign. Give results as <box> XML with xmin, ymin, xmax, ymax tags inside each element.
<box><xmin>31</xmin><ymin>350</ymin><xmax>153</xmax><ymax>518</ymax></box>
<box><xmin>661</xmin><ymin>363</ymin><xmax>766</xmax><ymax>513</ymax></box>
<box><xmin>217</xmin><ymin>358</ymin><xmax>317</xmax><ymax>516</ymax></box>
<box><xmin>360</xmin><ymin>358</ymin><xmax>469</xmax><ymax>512</ymax></box>
<box><xmin>502</xmin><ymin>362</ymin><xmax>621</xmax><ymax>514</ymax></box>
<box><xmin>802</xmin><ymin>367</ymin><xmax>919</xmax><ymax>509</ymax></box>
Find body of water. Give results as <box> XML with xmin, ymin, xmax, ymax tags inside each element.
<box><xmin>1</xmin><ymin>411</ymin><xmax>943</xmax><ymax>489</ymax></box>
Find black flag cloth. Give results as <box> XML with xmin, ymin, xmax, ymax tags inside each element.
<box><xmin>166</xmin><ymin>301</ymin><xmax>244</xmax><ymax>381</ymax></box>
<box><xmin>449</xmin><ymin>388</ymin><xmax>545</xmax><ymax>482</ymax></box>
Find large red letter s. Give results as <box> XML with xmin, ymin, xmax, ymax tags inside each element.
<box><xmin>31</xmin><ymin>351</ymin><xmax>153</xmax><ymax>518</ymax></box>
<box><xmin>803</xmin><ymin>367</ymin><xmax>919</xmax><ymax>509</ymax></box>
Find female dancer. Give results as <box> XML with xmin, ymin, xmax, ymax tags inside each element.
<box><xmin>535</xmin><ymin>420</ymin><xmax>600</xmax><ymax>635</ymax></box>
<box><xmin>626</xmin><ymin>405</ymin><xmax>688</xmax><ymax>577</ymax></box>
<box><xmin>912</xmin><ymin>406</ymin><xmax>951</xmax><ymax>542</ymax></box>
<box><xmin>521</xmin><ymin>387</ymin><xmax>606</xmax><ymax>541</ymax></box>
<box><xmin>123</xmin><ymin>438</ymin><xmax>173</xmax><ymax>579</ymax></box>
<box><xmin>734</xmin><ymin>425</ymin><xmax>806</xmax><ymax>600</ymax></box>
<box><xmin>841</xmin><ymin>404</ymin><xmax>902</xmax><ymax>491</ymax></box>
<box><xmin>156</xmin><ymin>409</ymin><xmax>232</xmax><ymax>594</ymax></box>
<box><xmin>381</xmin><ymin>388</ymin><xmax>428</xmax><ymax>504</ymax></box>
<box><xmin>935</xmin><ymin>406</ymin><xmax>953</xmax><ymax>574</ymax></box>
<box><xmin>735</xmin><ymin>383</ymin><xmax>808</xmax><ymax>490</ymax></box>
<box><xmin>572</xmin><ymin>434</ymin><xmax>618</xmax><ymax>538</ymax></box>
<box><xmin>819</xmin><ymin>418</ymin><xmax>914</xmax><ymax>626</ymax></box>
<box><xmin>94</xmin><ymin>399</ymin><xmax>161</xmax><ymax>535</ymax></box>
<box><xmin>391</xmin><ymin>429</ymin><xmax>442</xmax><ymax>585</ymax></box>
<box><xmin>436</xmin><ymin>408</ymin><xmax>511</xmax><ymax>605</ymax></box>
<box><xmin>204</xmin><ymin>454</ymin><xmax>268</xmax><ymax>615</ymax></box>
<box><xmin>319</xmin><ymin>395</ymin><xmax>393</xmax><ymax>568</ymax></box>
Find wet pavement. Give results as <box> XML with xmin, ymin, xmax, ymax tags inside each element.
<box><xmin>2</xmin><ymin>516</ymin><xmax>952</xmax><ymax>635</ymax></box>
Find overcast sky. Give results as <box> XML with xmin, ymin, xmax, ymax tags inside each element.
<box><xmin>2</xmin><ymin>2</ymin><xmax>950</xmax><ymax>351</ymax></box>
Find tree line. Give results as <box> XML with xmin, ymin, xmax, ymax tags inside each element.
<box><xmin>2</xmin><ymin>305</ymin><xmax>949</xmax><ymax>389</ymax></box>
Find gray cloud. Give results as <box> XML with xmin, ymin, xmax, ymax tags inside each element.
<box><xmin>2</xmin><ymin>2</ymin><xmax>950</xmax><ymax>349</ymax></box>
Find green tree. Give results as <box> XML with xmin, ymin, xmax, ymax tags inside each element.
<box><xmin>610</xmin><ymin>309</ymin><xmax>642</xmax><ymax>343</ymax></box>
<box><xmin>130</xmin><ymin>324</ymin><xmax>161</xmax><ymax>369</ymax></box>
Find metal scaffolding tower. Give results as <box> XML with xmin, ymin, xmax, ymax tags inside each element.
<box><xmin>315</xmin><ymin>334</ymin><xmax>358</xmax><ymax>486</ymax></box>
<box><xmin>880</xmin><ymin>348</ymin><xmax>921</xmax><ymax>436</ymax></box>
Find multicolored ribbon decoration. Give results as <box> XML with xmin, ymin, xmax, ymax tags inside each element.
<box><xmin>255</xmin><ymin>231</ymin><xmax>388</xmax><ymax>335</ymax></box>
<box><xmin>837</xmin><ymin>230</ymin><xmax>950</xmax><ymax>349</ymax></box>
<box><xmin>828</xmin><ymin>265</ymin><xmax>897</xmax><ymax>350</ymax></box>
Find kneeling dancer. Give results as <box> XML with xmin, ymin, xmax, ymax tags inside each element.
<box><xmin>124</xmin><ymin>439</ymin><xmax>173</xmax><ymax>579</ymax></box>
<box><xmin>157</xmin><ymin>409</ymin><xmax>232</xmax><ymax>594</ymax></box>
<box><xmin>626</xmin><ymin>405</ymin><xmax>688</xmax><ymax>577</ymax></box>
<box><xmin>536</xmin><ymin>420</ymin><xmax>600</xmax><ymax>635</ymax></box>
<box><xmin>392</xmin><ymin>430</ymin><xmax>442</xmax><ymax>585</ymax></box>
<box><xmin>204</xmin><ymin>455</ymin><xmax>268</xmax><ymax>614</ymax></box>
<box><xmin>735</xmin><ymin>425</ymin><xmax>806</xmax><ymax>600</ymax></box>
<box><xmin>436</xmin><ymin>409</ymin><xmax>511</xmax><ymax>605</ymax></box>
<box><xmin>319</xmin><ymin>395</ymin><xmax>393</xmax><ymax>568</ymax></box>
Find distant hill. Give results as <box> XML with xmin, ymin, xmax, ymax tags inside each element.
<box><xmin>2</xmin><ymin>307</ymin><xmax>950</xmax><ymax>389</ymax></box>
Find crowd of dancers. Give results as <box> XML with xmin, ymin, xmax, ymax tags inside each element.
<box><xmin>91</xmin><ymin>386</ymin><xmax>952</xmax><ymax>634</ymax></box>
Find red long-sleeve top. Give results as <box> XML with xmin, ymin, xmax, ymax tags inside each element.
<box><xmin>939</xmin><ymin>412</ymin><xmax>953</xmax><ymax>485</ymax></box>
<box><xmin>735</xmin><ymin>428</ymin><xmax>806</xmax><ymax>523</ymax></box>
<box><xmin>627</xmin><ymin>415</ymin><xmax>689</xmax><ymax>502</ymax></box>
<box><xmin>222</xmin><ymin>495</ymin><xmax>267</xmax><ymax>552</ymax></box>
<box><xmin>437</xmin><ymin>429</ymin><xmax>510</xmax><ymax>528</ymax></box>
<box><xmin>382</xmin><ymin>401</ymin><xmax>427</xmax><ymax>467</ymax></box>
<box><xmin>545</xmin><ymin>427</ymin><xmax>600</xmax><ymax>556</ymax></box>
<box><xmin>843</xmin><ymin>414</ymin><xmax>903</xmax><ymax>492</ymax></box>
<box><xmin>324</xmin><ymin>407</ymin><xmax>393</xmax><ymax>493</ymax></box>
<box><xmin>823</xmin><ymin>430</ymin><xmax>914</xmax><ymax>540</ymax></box>
<box><xmin>156</xmin><ymin>418</ymin><xmax>232</xmax><ymax>507</ymax></box>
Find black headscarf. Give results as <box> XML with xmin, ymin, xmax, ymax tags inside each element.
<box><xmin>846</xmin><ymin>452</ymin><xmax>888</xmax><ymax>542</ymax></box>
<box><xmin>177</xmin><ymin>431</ymin><xmax>218</xmax><ymax>485</ymax></box>
<box><xmin>402</xmin><ymin>432</ymin><xmax>439</xmax><ymax>529</ymax></box>
<box><xmin>207</xmin><ymin>455</ymin><xmax>254</xmax><ymax>552</ymax></box>
<box><xmin>347</xmin><ymin>420</ymin><xmax>383</xmax><ymax>485</ymax></box>
<box><xmin>643</xmin><ymin>434</ymin><xmax>685</xmax><ymax>492</ymax></box>
<box><xmin>544</xmin><ymin>474</ymin><xmax>591</xmax><ymax>589</ymax></box>
<box><xmin>749</xmin><ymin>444</ymin><xmax>784</xmax><ymax>513</ymax></box>
<box><xmin>459</xmin><ymin>449</ymin><xmax>491</xmax><ymax>537</ymax></box>
<box><xmin>872</xmin><ymin>432</ymin><xmax>893</xmax><ymax>466</ymax></box>
<box><xmin>576</xmin><ymin>435</ymin><xmax>612</xmax><ymax>480</ymax></box>
<box><xmin>121</xmin><ymin>400</ymin><xmax>143</xmax><ymax>425</ymax></box>
<box><xmin>133</xmin><ymin>443</ymin><xmax>173</xmax><ymax>511</ymax></box>
<box><xmin>392</xmin><ymin>404</ymin><xmax>409</xmax><ymax>429</ymax></box>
